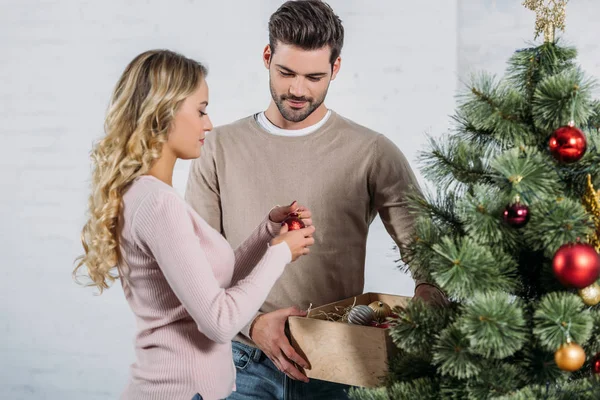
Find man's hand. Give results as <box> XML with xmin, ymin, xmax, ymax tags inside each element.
<box><xmin>414</xmin><ymin>283</ymin><xmax>449</xmax><ymax>306</ymax></box>
<box><xmin>250</xmin><ymin>307</ymin><xmax>310</xmax><ymax>382</ymax></box>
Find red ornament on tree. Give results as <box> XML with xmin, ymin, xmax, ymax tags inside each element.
<box><xmin>553</xmin><ymin>242</ymin><xmax>600</xmax><ymax>289</ymax></box>
<box><xmin>593</xmin><ymin>353</ymin><xmax>600</xmax><ymax>375</ymax></box>
<box><xmin>282</xmin><ymin>213</ymin><xmax>305</xmax><ymax>231</ymax></box>
<box><xmin>503</xmin><ymin>201</ymin><xmax>530</xmax><ymax>228</ymax></box>
<box><xmin>548</xmin><ymin>124</ymin><xmax>587</xmax><ymax>163</ymax></box>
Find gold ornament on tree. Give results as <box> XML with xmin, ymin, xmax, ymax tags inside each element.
<box><xmin>522</xmin><ymin>0</ymin><xmax>568</xmax><ymax>42</ymax></box>
<box><xmin>582</xmin><ymin>174</ymin><xmax>600</xmax><ymax>252</ymax></box>
<box><xmin>578</xmin><ymin>282</ymin><xmax>600</xmax><ymax>307</ymax></box>
<box><xmin>554</xmin><ymin>338</ymin><xmax>586</xmax><ymax>372</ymax></box>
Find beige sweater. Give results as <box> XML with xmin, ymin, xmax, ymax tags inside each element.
<box><xmin>185</xmin><ymin>110</ymin><xmax>423</xmax><ymax>347</ymax></box>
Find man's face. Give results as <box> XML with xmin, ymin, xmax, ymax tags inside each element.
<box><xmin>264</xmin><ymin>42</ymin><xmax>340</xmax><ymax>123</ymax></box>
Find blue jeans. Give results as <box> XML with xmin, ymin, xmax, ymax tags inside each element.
<box><xmin>191</xmin><ymin>394</ymin><xmax>203</xmax><ymax>400</ymax></box>
<box><xmin>226</xmin><ymin>341</ymin><xmax>352</xmax><ymax>400</ymax></box>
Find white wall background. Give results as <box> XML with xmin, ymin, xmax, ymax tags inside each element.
<box><xmin>1</xmin><ymin>0</ymin><xmax>598</xmax><ymax>398</ymax></box>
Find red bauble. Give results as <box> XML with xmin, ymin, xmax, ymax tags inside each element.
<box><xmin>503</xmin><ymin>202</ymin><xmax>530</xmax><ymax>228</ymax></box>
<box><xmin>282</xmin><ymin>213</ymin><xmax>305</xmax><ymax>231</ymax></box>
<box><xmin>369</xmin><ymin>320</ymin><xmax>390</xmax><ymax>329</ymax></box>
<box><xmin>593</xmin><ymin>353</ymin><xmax>600</xmax><ymax>375</ymax></box>
<box><xmin>549</xmin><ymin>125</ymin><xmax>587</xmax><ymax>163</ymax></box>
<box><xmin>553</xmin><ymin>243</ymin><xmax>600</xmax><ymax>289</ymax></box>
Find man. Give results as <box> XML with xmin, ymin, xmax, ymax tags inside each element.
<box><xmin>185</xmin><ymin>1</ymin><xmax>445</xmax><ymax>399</ymax></box>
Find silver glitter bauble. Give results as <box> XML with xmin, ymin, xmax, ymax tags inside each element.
<box><xmin>347</xmin><ymin>305</ymin><xmax>375</xmax><ymax>326</ymax></box>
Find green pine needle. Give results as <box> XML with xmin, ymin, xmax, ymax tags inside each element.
<box><xmin>588</xmin><ymin>308</ymin><xmax>600</xmax><ymax>355</ymax></box>
<box><xmin>467</xmin><ymin>361</ymin><xmax>527</xmax><ymax>399</ymax></box>
<box><xmin>459</xmin><ymin>291</ymin><xmax>528</xmax><ymax>359</ymax></box>
<box><xmin>525</xmin><ymin>197</ymin><xmax>595</xmax><ymax>256</ymax></box>
<box><xmin>532</xmin><ymin>67</ymin><xmax>597</xmax><ymax>133</ymax></box>
<box><xmin>457</xmin><ymin>184</ymin><xmax>520</xmax><ymax>249</ymax></box>
<box><xmin>430</xmin><ymin>236</ymin><xmax>518</xmax><ymax>301</ymax></box>
<box><xmin>389</xmin><ymin>299</ymin><xmax>450</xmax><ymax>355</ymax></box>
<box><xmin>348</xmin><ymin>378</ymin><xmax>441</xmax><ymax>400</ymax></box>
<box><xmin>433</xmin><ymin>323</ymin><xmax>482</xmax><ymax>379</ymax></box>
<box><xmin>419</xmin><ymin>135</ymin><xmax>494</xmax><ymax>194</ymax></box>
<box><xmin>458</xmin><ymin>73</ymin><xmax>533</xmax><ymax>147</ymax></box>
<box><xmin>490</xmin><ymin>147</ymin><xmax>563</xmax><ymax>201</ymax></box>
<box><xmin>533</xmin><ymin>292</ymin><xmax>594</xmax><ymax>352</ymax></box>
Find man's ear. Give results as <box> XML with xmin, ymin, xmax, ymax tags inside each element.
<box><xmin>263</xmin><ymin>44</ymin><xmax>272</xmax><ymax>69</ymax></box>
<box><xmin>331</xmin><ymin>56</ymin><xmax>342</xmax><ymax>81</ymax></box>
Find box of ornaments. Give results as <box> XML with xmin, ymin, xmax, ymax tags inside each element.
<box><xmin>287</xmin><ymin>292</ymin><xmax>410</xmax><ymax>388</ymax></box>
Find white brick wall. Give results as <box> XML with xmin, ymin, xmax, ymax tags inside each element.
<box><xmin>1</xmin><ymin>1</ymin><xmax>597</xmax><ymax>398</ymax></box>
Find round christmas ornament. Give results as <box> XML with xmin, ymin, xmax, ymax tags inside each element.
<box><xmin>548</xmin><ymin>123</ymin><xmax>587</xmax><ymax>163</ymax></box>
<box><xmin>553</xmin><ymin>242</ymin><xmax>600</xmax><ymax>289</ymax></box>
<box><xmin>578</xmin><ymin>282</ymin><xmax>600</xmax><ymax>306</ymax></box>
<box><xmin>347</xmin><ymin>305</ymin><xmax>375</xmax><ymax>326</ymax></box>
<box><xmin>592</xmin><ymin>352</ymin><xmax>600</xmax><ymax>375</ymax></box>
<box><xmin>368</xmin><ymin>301</ymin><xmax>392</xmax><ymax>322</ymax></box>
<box><xmin>282</xmin><ymin>212</ymin><xmax>305</xmax><ymax>231</ymax></box>
<box><xmin>503</xmin><ymin>200</ymin><xmax>530</xmax><ymax>228</ymax></box>
<box><xmin>369</xmin><ymin>320</ymin><xmax>391</xmax><ymax>329</ymax></box>
<box><xmin>554</xmin><ymin>341</ymin><xmax>586</xmax><ymax>372</ymax></box>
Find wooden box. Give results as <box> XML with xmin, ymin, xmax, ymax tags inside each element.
<box><xmin>287</xmin><ymin>292</ymin><xmax>410</xmax><ymax>388</ymax></box>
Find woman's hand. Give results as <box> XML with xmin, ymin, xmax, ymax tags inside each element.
<box><xmin>269</xmin><ymin>201</ymin><xmax>312</xmax><ymax>227</ymax></box>
<box><xmin>271</xmin><ymin>224</ymin><xmax>316</xmax><ymax>262</ymax></box>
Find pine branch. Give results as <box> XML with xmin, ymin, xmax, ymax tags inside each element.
<box><xmin>432</xmin><ymin>323</ymin><xmax>482</xmax><ymax>379</ymax></box>
<box><xmin>554</xmin><ymin>128</ymin><xmax>600</xmax><ymax>198</ymax></box>
<box><xmin>384</xmin><ymin>351</ymin><xmax>438</xmax><ymax>385</ymax></box>
<box><xmin>517</xmin><ymin>339</ymin><xmax>565</xmax><ymax>385</ymax></box>
<box><xmin>429</xmin><ymin>236</ymin><xmax>519</xmax><ymax>301</ymax></box>
<box><xmin>458</xmin><ymin>184</ymin><xmax>520</xmax><ymax>250</ymax></box>
<box><xmin>533</xmin><ymin>292</ymin><xmax>594</xmax><ymax>352</ymax></box>
<box><xmin>586</xmin><ymin>100</ymin><xmax>600</xmax><ymax>132</ymax></box>
<box><xmin>467</xmin><ymin>361</ymin><xmax>527</xmax><ymax>399</ymax></box>
<box><xmin>532</xmin><ymin>67</ymin><xmax>597</xmax><ymax>133</ymax></box>
<box><xmin>405</xmin><ymin>190</ymin><xmax>464</xmax><ymax>234</ymax></box>
<box><xmin>457</xmin><ymin>73</ymin><xmax>534</xmax><ymax>147</ymax></box>
<box><xmin>452</xmin><ymin>111</ymin><xmax>503</xmax><ymax>150</ymax></box>
<box><xmin>389</xmin><ymin>299</ymin><xmax>451</xmax><ymax>356</ymax></box>
<box><xmin>348</xmin><ymin>378</ymin><xmax>442</xmax><ymax>400</ymax></box>
<box><xmin>507</xmin><ymin>41</ymin><xmax>578</xmax><ymax>101</ymax></box>
<box><xmin>399</xmin><ymin>217</ymin><xmax>441</xmax><ymax>283</ymax></box>
<box><xmin>459</xmin><ymin>291</ymin><xmax>528</xmax><ymax>359</ymax></box>
<box><xmin>491</xmin><ymin>385</ymin><xmax>546</xmax><ymax>400</ymax></box>
<box><xmin>490</xmin><ymin>147</ymin><xmax>563</xmax><ymax>201</ymax></box>
<box><xmin>588</xmin><ymin>308</ymin><xmax>600</xmax><ymax>355</ymax></box>
<box><xmin>439</xmin><ymin>379</ymin><xmax>470</xmax><ymax>400</ymax></box>
<box><xmin>418</xmin><ymin>135</ymin><xmax>494</xmax><ymax>194</ymax></box>
<box><xmin>525</xmin><ymin>197</ymin><xmax>595</xmax><ymax>257</ymax></box>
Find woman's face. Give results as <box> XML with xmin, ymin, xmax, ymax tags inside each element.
<box><xmin>167</xmin><ymin>79</ymin><xmax>213</xmax><ymax>160</ymax></box>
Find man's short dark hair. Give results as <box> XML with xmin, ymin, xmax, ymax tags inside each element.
<box><xmin>268</xmin><ymin>0</ymin><xmax>344</xmax><ymax>65</ymax></box>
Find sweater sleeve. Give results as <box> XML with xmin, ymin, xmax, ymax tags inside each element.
<box><xmin>367</xmin><ymin>134</ymin><xmax>440</xmax><ymax>289</ymax></box>
<box><xmin>132</xmin><ymin>191</ymin><xmax>292</xmax><ymax>344</ymax></box>
<box><xmin>231</xmin><ymin>212</ymin><xmax>282</xmax><ymax>284</ymax></box>
<box><xmin>230</xmin><ymin>212</ymin><xmax>281</xmax><ymax>340</ymax></box>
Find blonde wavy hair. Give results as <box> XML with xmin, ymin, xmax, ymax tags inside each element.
<box><xmin>74</xmin><ymin>49</ymin><xmax>208</xmax><ymax>293</ymax></box>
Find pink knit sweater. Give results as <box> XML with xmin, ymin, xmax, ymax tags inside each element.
<box><xmin>117</xmin><ymin>175</ymin><xmax>291</xmax><ymax>400</ymax></box>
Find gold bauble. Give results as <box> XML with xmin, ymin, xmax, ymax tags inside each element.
<box><xmin>368</xmin><ymin>301</ymin><xmax>391</xmax><ymax>322</ymax></box>
<box><xmin>555</xmin><ymin>342</ymin><xmax>586</xmax><ymax>372</ymax></box>
<box><xmin>578</xmin><ymin>282</ymin><xmax>600</xmax><ymax>306</ymax></box>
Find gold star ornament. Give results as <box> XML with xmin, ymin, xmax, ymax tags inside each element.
<box><xmin>522</xmin><ymin>0</ymin><xmax>568</xmax><ymax>42</ymax></box>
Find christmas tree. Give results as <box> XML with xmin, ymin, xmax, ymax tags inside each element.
<box><xmin>350</xmin><ymin>1</ymin><xmax>600</xmax><ymax>399</ymax></box>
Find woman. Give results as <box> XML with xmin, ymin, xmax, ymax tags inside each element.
<box><xmin>74</xmin><ymin>49</ymin><xmax>315</xmax><ymax>400</ymax></box>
